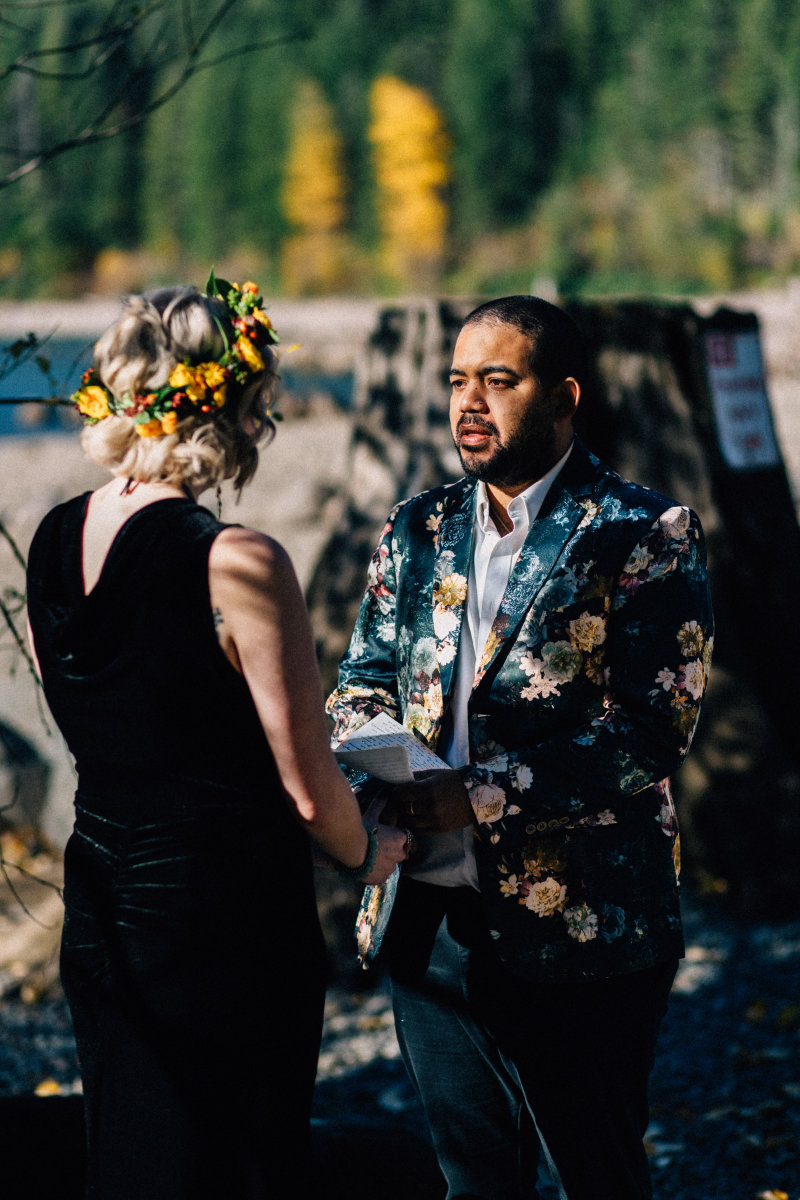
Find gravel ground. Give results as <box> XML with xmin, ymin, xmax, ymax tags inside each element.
<box><xmin>1</xmin><ymin>887</ymin><xmax>798</xmax><ymax>1199</ymax></box>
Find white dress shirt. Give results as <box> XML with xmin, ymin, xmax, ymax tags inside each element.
<box><xmin>406</xmin><ymin>444</ymin><xmax>574</xmax><ymax>887</ymax></box>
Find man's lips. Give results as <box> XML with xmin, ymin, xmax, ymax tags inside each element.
<box><xmin>457</xmin><ymin>420</ymin><xmax>495</xmax><ymax>449</ymax></box>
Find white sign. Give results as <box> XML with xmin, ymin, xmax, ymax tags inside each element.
<box><xmin>703</xmin><ymin>329</ymin><xmax>781</xmax><ymax>470</ymax></box>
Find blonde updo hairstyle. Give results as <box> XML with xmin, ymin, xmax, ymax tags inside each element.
<box><xmin>81</xmin><ymin>286</ymin><xmax>277</xmax><ymax>492</ymax></box>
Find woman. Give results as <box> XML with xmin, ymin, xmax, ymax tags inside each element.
<box><xmin>25</xmin><ymin>277</ymin><xmax>407</xmax><ymax>1198</ymax></box>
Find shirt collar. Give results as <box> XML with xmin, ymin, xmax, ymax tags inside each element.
<box><xmin>475</xmin><ymin>441</ymin><xmax>574</xmax><ymax>535</ymax></box>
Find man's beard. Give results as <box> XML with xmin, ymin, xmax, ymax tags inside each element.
<box><xmin>453</xmin><ymin>413</ymin><xmax>559</xmax><ymax>488</ymax></box>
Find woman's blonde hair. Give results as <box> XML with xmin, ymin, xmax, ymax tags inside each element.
<box><xmin>81</xmin><ymin>286</ymin><xmax>277</xmax><ymax>492</ymax></box>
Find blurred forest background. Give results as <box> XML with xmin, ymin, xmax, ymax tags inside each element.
<box><xmin>2</xmin><ymin>0</ymin><xmax>800</xmax><ymax>301</ymax></box>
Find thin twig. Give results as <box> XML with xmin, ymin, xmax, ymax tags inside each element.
<box><xmin>0</xmin><ymin>520</ymin><xmax>27</xmax><ymax>573</ymax></box>
<box><xmin>0</xmin><ymin>856</ymin><xmax>63</xmax><ymax>925</ymax></box>
<box><xmin>0</xmin><ymin>593</ymin><xmax>51</xmax><ymax>734</ymax></box>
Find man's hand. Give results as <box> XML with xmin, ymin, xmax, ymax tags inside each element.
<box><xmin>392</xmin><ymin>769</ymin><xmax>474</xmax><ymax>834</ymax></box>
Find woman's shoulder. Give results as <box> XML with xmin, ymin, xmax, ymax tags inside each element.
<box><xmin>27</xmin><ymin>492</ymin><xmax>91</xmax><ymax>570</ymax></box>
<box><xmin>32</xmin><ymin>491</ymin><xmax>91</xmax><ymax>536</ymax></box>
<box><xmin>209</xmin><ymin>525</ymin><xmax>295</xmax><ymax>591</ymax></box>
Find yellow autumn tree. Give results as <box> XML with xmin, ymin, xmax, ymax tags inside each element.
<box><xmin>280</xmin><ymin>79</ymin><xmax>351</xmax><ymax>294</ymax></box>
<box><xmin>368</xmin><ymin>75</ymin><xmax>451</xmax><ymax>287</ymax></box>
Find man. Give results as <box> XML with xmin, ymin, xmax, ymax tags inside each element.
<box><xmin>327</xmin><ymin>296</ymin><xmax>713</xmax><ymax>1199</ymax></box>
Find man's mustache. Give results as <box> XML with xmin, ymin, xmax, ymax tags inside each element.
<box><xmin>456</xmin><ymin>415</ymin><xmax>497</xmax><ymax>436</ymax></box>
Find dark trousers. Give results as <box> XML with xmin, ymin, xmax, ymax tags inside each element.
<box><xmin>385</xmin><ymin>878</ymin><xmax>677</xmax><ymax>1200</ymax></box>
<box><xmin>62</xmin><ymin>810</ymin><xmax>325</xmax><ymax>1199</ymax></box>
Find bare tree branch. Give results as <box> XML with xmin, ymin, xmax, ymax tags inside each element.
<box><xmin>0</xmin><ymin>0</ymin><xmax>311</xmax><ymax>189</ymax></box>
<box><xmin>0</xmin><ymin>855</ymin><xmax>63</xmax><ymax>924</ymax></box>
<box><xmin>0</xmin><ymin>2</ymin><xmax>86</xmax><ymax>9</ymax></box>
<box><xmin>0</xmin><ymin>523</ymin><xmax>26</xmax><ymax>574</ymax></box>
<box><xmin>0</xmin><ymin>18</ymin><xmax>141</xmax><ymax>83</ymax></box>
<box><xmin>0</xmin><ymin>592</ymin><xmax>39</xmax><ymax>681</ymax></box>
<box><xmin>0</xmin><ymin>572</ymin><xmax>52</xmax><ymax>733</ymax></box>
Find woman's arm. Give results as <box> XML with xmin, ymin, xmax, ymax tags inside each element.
<box><xmin>208</xmin><ymin>525</ymin><xmax>406</xmax><ymax>882</ymax></box>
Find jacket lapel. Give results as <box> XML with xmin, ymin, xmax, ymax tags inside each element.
<box><xmin>431</xmin><ymin>479</ymin><xmax>476</xmax><ymax>702</ymax></box>
<box><xmin>472</xmin><ymin>440</ymin><xmax>603</xmax><ymax>688</ymax></box>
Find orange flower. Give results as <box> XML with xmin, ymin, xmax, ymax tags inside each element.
<box><xmin>160</xmin><ymin>411</ymin><xmax>179</xmax><ymax>435</ymax></box>
<box><xmin>135</xmin><ymin>418</ymin><xmax>164</xmax><ymax>438</ymax></box>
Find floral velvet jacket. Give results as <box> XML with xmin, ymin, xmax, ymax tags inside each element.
<box><xmin>327</xmin><ymin>439</ymin><xmax>714</xmax><ymax>982</ymax></box>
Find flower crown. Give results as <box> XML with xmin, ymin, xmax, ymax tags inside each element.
<box><xmin>72</xmin><ymin>271</ymin><xmax>279</xmax><ymax>438</ymax></box>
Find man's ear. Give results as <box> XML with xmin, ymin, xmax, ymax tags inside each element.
<box><xmin>552</xmin><ymin>377</ymin><xmax>580</xmax><ymax>421</ymax></box>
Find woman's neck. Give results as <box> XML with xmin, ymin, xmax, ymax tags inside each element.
<box><xmin>116</xmin><ymin>477</ymin><xmax>195</xmax><ymax>501</ymax></box>
<box><xmin>81</xmin><ymin>478</ymin><xmax>194</xmax><ymax>595</ymax></box>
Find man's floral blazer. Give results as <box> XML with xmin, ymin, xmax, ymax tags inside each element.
<box><xmin>327</xmin><ymin>438</ymin><xmax>714</xmax><ymax>983</ymax></box>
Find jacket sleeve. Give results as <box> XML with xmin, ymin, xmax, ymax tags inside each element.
<box><xmin>460</xmin><ymin>505</ymin><xmax>714</xmax><ymax>830</ymax></box>
<box><xmin>326</xmin><ymin>504</ymin><xmax>405</xmax><ymax>745</ymax></box>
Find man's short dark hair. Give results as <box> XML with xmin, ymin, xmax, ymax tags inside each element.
<box><xmin>463</xmin><ymin>295</ymin><xmax>588</xmax><ymax>392</ymax></box>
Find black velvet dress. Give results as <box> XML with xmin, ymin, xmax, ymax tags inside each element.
<box><xmin>26</xmin><ymin>494</ymin><xmax>327</xmax><ymax>1199</ymax></box>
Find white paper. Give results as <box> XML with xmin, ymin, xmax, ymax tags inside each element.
<box><xmin>335</xmin><ymin>712</ymin><xmax>449</xmax><ymax>781</ymax></box>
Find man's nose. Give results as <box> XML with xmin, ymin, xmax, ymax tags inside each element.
<box><xmin>457</xmin><ymin>379</ymin><xmax>488</xmax><ymax>411</ymax></box>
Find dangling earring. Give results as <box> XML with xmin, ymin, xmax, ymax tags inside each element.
<box><xmin>216</xmin><ymin>485</ymin><xmax>223</xmax><ymax>519</ymax></box>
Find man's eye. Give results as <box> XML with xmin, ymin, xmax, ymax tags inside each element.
<box><xmin>487</xmin><ymin>377</ymin><xmax>509</xmax><ymax>389</ymax></box>
<box><xmin>450</xmin><ymin>378</ymin><xmax>465</xmax><ymax>388</ymax></box>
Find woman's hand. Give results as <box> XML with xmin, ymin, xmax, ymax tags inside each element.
<box><xmin>362</xmin><ymin>823</ymin><xmax>410</xmax><ymax>885</ymax></box>
<box><xmin>359</xmin><ymin>793</ymin><xmax>411</xmax><ymax>885</ymax></box>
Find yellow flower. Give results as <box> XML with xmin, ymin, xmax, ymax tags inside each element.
<box><xmin>169</xmin><ymin>363</ymin><xmax>195</xmax><ymax>389</ymax></box>
<box><xmin>198</xmin><ymin>361</ymin><xmax>226</xmax><ymax>388</ymax></box>
<box><xmin>677</xmin><ymin>620</ymin><xmax>704</xmax><ymax>657</ymax></box>
<box><xmin>252</xmin><ymin>308</ymin><xmax>273</xmax><ymax>330</ymax></box>
<box><xmin>567</xmin><ymin>612</ymin><xmax>607</xmax><ymax>653</ymax></box>
<box><xmin>404</xmin><ymin>706</ymin><xmax>432</xmax><ymax>738</ymax></box>
<box><xmin>212</xmin><ymin>386</ymin><xmax>227</xmax><ymax>408</ymax></box>
<box><xmin>477</xmin><ymin>629</ymin><xmax>502</xmax><ymax>672</ymax></box>
<box><xmin>172</xmin><ymin>366</ymin><xmax>209</xmax><ymax>404</ymax></box>
<box><xmin>235</xmin><ymin>335</ymin><xmax>265</xmax><ymax>372</ymax></box>
<box><xmin>168</xmin><ymin>363</ymin><xmax>209</xmax><ymax>404</ymax></box>
<box><xmin>160</xmin><ymin>411</ymin><xmax>179</xmax><ymax>435</ymax></box>
<box><xmin>75</xmin><ymin>385</ymin><xmax>110</xmax><ymax>420</ymax></box>
<box><xmin>433</xmin><ymin>572</ymin><xmax>468</xmax><ymax>608</ymax></box>
<box><xmin>135</xmin><ymin>418</ymin><xmax>164</xmax><ymax>438</ymax></box>
<box><xmin>524</xmin><ymin>877</ymin><xmax>567</xmax><ymax>917</ymax></box>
